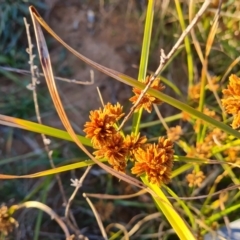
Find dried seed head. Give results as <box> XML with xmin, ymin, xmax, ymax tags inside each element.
<box><xmin>206</xmin><ymin>76</ymin><xmax>220</xmax><ymax>92</ymax></box>
<box><xmin>0</xmin><ymin>205</ymin><xmax>18</xmax><ymax>236</ymax></box>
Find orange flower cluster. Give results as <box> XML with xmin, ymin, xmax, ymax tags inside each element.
<box><xmin>224</xmin><ymin>147</ymin><xmax>240</xmax><ymax>163</ymax></box>
<box><xmin>83</xmin><ymin>78</ymin><xmax>175</xmax><ymax>186</ymax></box>
<box><xmin>182</xmin><ymin>111</ymin><xmax>191</xmax><ymax>121</ymax></box>
<box><xmin>132</xmin><ymin>137</ymin><xmax>174</xmax><ymax>185</ymax></box>
<box><xmin>124</xmin><ymin>133</ymin><xmax>147</xmax><ymax>160</ymax></box>
<box><xmin>188</xmin><ymin>82</ymin><xmax>201</xmax><ymax>101</ymax></box>
<box><xmin>188</xmin><ymin>76</ymin><xmax>219</xmax><ymax>102</ymax></box>
<box><xmin>129</xmin><ymin>75</ymin><xmax>165</xmax><ymax>113</ymax></box>
<box><xmin>222</xmin><ymin>74</ymin><xmax>240</xmax><ymax>129</ymax></box>
<box><xmin>186</xmin><ymin>171</ymin><xmax>206</xmax><ymax>187</ymax></box>
<box><xmin>84</xmin><ymin>102</ymin><xmax>124</xmax><ymax>148</ymax></box>
<box><xmin>167</xmin><ymin>125</ymin><xmax>183</xmax><ymax>142</ymax></box>
<box><xmin>187</xmin><ymin>128</ymin><xmax>226</xmax><ymax>159</ymax></box>
<box><xmin>205</xmin><ymin>128</ymin><xmax>227</xmax><ymax>144</ymax></box>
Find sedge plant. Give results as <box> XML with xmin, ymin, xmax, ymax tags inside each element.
<box><xmin>1</xmin><ymin>1</ymin><xmax>240</xmax><ymax>239</ymax></box>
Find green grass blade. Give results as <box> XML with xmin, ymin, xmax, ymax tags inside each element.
<box><xmin>160</xmin><ymin>76</ymin><xmax>182</xmax><ymax>96</ymax></box>
<box><xmin>0</xmin><ymin>160</ymin><xmax>104</xmax><ymax>179</ymax></box>
<box><xmin>125</xmin><ymin>113</ymin><xmax>182</xmax><ymax>131</ymax></box>
<box><xmin>0</xmin><ymin>114</ymin><xmax>92</xmax><ymax>146</ymax></box>
<box><xmin>116</xmin><ymin>77</ymin><xmax>240</xmax><ymax>138</ymax></box>
<box><xmin>164</xmin><ymin>186</ymin><xmax>196</xmax><ymax>229</ymax></box>
<box><xmin>34</xmin><ymin>177</ymin><xmax>51</xmax><ymax>240</ymax></box>
<box><xmin>141</xmin><ymin>176</ymin><xmax>195</xmax><ymax>240</ymax></box>
<box><xmin>172</xmin><ymin>163</ymin><xmax>193</xmax><ymax>178</ymax></box>
<box><xmin>205</xmin><ymin>202</ymin><xmax>240</xmax><ymax>225</ymax></box>
<box><xmin>132</xmin><ymin>0</ymin><xmax>154</xmax><ymax>134</ymax></box>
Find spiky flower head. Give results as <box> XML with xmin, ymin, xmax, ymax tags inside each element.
<box><xmin>83</xmin><ymin>102</ymin><xmax>124</xmax><ymax>148</ymax></box>
<box><xmin>131</xmin><ymin>137</ymin><xmax>174</xmax><ymax>186</ymax></box>
<box><xmin>124</xmin><ymin>133</ymin><xmax>147</xmax><ymax>160</ymax></box>
<box><xmin>129</xmin><ymin>75</ymin><xmax>165</xmax><ymax>113</ymax></box>
<box><xmin>221</xmin><ymin>74</ymin><xmax>240</xmax><ymax>129</ymax></box>
<box><xmin>94</xmin><ymin>133</ymin><xmax>128</xmax><ymax>172</ymax></box>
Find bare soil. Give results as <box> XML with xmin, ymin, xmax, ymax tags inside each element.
<box><xmin>43</xmin><ymin>0</ymin><xmax>145</xmax><ymax>127</ymax></box>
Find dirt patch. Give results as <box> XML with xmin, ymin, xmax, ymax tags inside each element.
<box><xmin>43</xmin><ymin>1</ymin><xmax>144</xmax><ymax>127</ymax></box>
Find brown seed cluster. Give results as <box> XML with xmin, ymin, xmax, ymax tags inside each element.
<box><xmin>84</xmin><ymin>76</ymin><xmax>174</xmax><ymax>185</ymax></box>
<box><xmin>221</xmin><ymin>74</ymin><xmax>240</xmax><ymax>129</ymax></box>
<box><xmin>124</xmin><ymin>133</ymin><xmax>147</xmax><ymax>161</ymax></box>
<box><xmin>0</xmin><ymin>205</ymin><xmax>18</xmax><ymax>236</ymax></box>
<box><xmin>93</xmin><ymin>132</ymin><xmax>128</xmax><ymax>172</ymax></box>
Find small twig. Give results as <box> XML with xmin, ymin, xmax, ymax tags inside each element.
<box><xmin>16</xmin><ymin>201</ymin><xmax>71</xmax><ymax>239</ymax></box>
<box><xmin>0</xmin><ymin>66</ymin><xmax>94</xmax><ymax>85</ymax></box>
<box><xmin>165</xmin><ymin>184</ymin><xmax>240</xmax><ymax>200</ymax></box>
<box><xmin>118</xmin><ymin>0</ymin><xmax>211</xmax><ymax>130</ymax></box>
<box><xmin>153</xmin><ymin>104</ymin><xmax>170</xmax><ymax>132</ymax></box>
<box><xmin>97</xmin><ymin>86</ymin><xmax>105</xmax><ymax>107</ymax></box>
<box><xmin>63</xmin><ymin>167</ymin><xmax>92</xmax><ymax>239</ymax></box>
<box><xmin>65</xmin><ymin>166</ymin><xmax>92</xmax><ymax>220</ymax></box>
<box><xmin>127</xmin><ymin>212</ymin><xmax>161</xmax><ymax>239</ymax></box>
<box><xmin>85</xmin><ymin>189</ymin><xmax>147</xmax><ymax>200</ymax></box>
<box><xmin>83</xmin><ymin>192</ymin><xmax>108</xmax><ymax>240</ymax></box>
<box><xmin>219</xmin><ymin>192</ymin><xmax>231</xmax><ymax>238</ymax></box>
<box><xmin>24</xmin><ymin>17</ymin><xmax>67</xmax><ymax>204</ymax></box>
<box><xmin>106</xmin><ymin>223</ymin><xmax>129</xmax><ymax>240</ymax></box>
<box><xmin>24</xmin><ymin>17</ymin><xmax>80</xmax><ymax>235</ymax></box>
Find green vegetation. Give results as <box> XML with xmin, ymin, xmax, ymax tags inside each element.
<box><xmin>1</xmin><ymin>1</ymin><xmax>240</xmax><ymax>239</ymax></box>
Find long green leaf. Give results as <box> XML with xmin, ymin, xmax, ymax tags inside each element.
<box><xmin>116</xmin><ymin>76</ymin><xmax>240</xmax><ymax>139</ymax></box>
<box><xmin>141</xmin><ymin>176</ymin><xmax>195</xmax><ymax>240</ymax></box>
<box><xmin>0</xmin><ymin>114</ymin><xmax>92</xmax><ymax>146</ymax></box>
<box><xmin>132</xmin><ymin>0</ymin><xmax>154</xmax><ymax>134</ymax></box>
